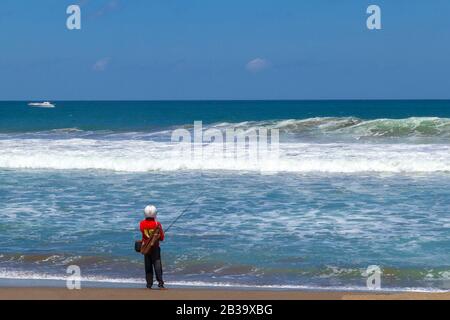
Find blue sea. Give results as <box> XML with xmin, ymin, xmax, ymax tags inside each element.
<box><xmin>1</xmin><ymin>100</ymin><xmax>450</xmax><ymax>292</ymax></box>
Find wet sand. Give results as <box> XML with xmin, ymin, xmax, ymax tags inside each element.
<box><xmin>0</xmin><ymin>288</ymin><xmax>449</xmax><ymax>300</ymax></box>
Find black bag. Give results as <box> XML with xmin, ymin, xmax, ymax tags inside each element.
<box><xmin>134</xmin><ymin>240</ymin><xmax>142</xmax><ymax>253</ymax></box>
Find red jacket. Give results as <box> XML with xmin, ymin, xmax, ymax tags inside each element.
<box><xmin>140</xmin><ymin>219</ymin><xmax>165</xmax><ymax>247</ymax></box>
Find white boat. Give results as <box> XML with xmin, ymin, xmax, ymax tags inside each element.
<box><xmin>28</xmin><ymin>101</ymin><xmax>55</xmax><ymax>108</ymax></box>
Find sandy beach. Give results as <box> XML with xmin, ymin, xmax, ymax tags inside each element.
<box><xmin>0</xmin><ymin>288</ymin><xmax>449</xmax><ymax>300</ymax></box>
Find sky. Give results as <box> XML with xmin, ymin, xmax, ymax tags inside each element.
<box><xmin>0</xmin><ymin>0</ymin><xmax>450</xmax><ymax>100</ymax></box>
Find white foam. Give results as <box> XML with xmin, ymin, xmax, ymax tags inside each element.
<box><xmin>0</xmin><ymin>138</ymin><xmax>450</xmax><ymax>173</ymax></box>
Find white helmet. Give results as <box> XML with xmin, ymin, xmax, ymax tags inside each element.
<box><xmin>144</xmin><ymin>205</ymin><xmax>157</xmax><ymax>218</ymax></box>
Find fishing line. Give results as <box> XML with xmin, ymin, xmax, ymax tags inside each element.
<box><xmin>164</xmin><ymin>191</ymin><xmax>203</xmax><ymax>233</ymax></box>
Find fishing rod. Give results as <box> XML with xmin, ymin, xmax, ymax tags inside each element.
<box><xmin>163</xmin><ymin>192</ymin><xmax>203</xmax><ymax>233</ymax></box>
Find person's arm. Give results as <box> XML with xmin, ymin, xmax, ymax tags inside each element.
<box><xmin>158</xmin><ymin>222</ymin><xmax>165</xmax><ymax>241</ymax></box>
<box><xmin>139</xmin><ymin>221</ymin><xmax>146</xmax><ymax>239</ymax></box>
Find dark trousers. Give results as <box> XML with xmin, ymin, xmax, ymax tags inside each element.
<box><xmin>144</xmin><ymin>246</ymin><xmax>163</xmax><ymax>287</ymax></box>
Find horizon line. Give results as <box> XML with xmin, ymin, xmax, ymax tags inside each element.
<box><xmin>2</xmin><ymin>98</ymin><xmax>450</xmax><ymax>102</ymax></box>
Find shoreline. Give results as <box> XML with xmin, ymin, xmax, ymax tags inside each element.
<box><xmin>0</xmin><ymin>287</ymin><xmax>449</xmax><ymax>300</ymax></box>
<box><xmin>1</xmin><ymin>278</ymin><xmax>447</xmax><ymax>293</ymax></box>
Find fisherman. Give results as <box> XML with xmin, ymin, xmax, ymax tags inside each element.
<box><xmin>140</xmin><ymin>205</ymin><xmax>165</xmax><ymax>289</ymax></box>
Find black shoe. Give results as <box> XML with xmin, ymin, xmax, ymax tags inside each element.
<box><xmin>158</xmin><ymin>283</ymin><xmax>165</xmax><ymax>289</ymax></box>
<box><xmin>146</xmin><ymin>284</ymin><xmax>153</xmax><ymax>289</ymax></box>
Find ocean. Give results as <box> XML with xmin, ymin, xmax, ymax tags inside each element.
<box><xmin>0</xmin><ymin>100</ymin><xmax>449</xmax><ymax>292</ymax></box>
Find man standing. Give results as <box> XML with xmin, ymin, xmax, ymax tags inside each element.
<box><xmin>140</xmin><ymin>205</ymin><xmax>165</xmax><ymax>289</ymax></box>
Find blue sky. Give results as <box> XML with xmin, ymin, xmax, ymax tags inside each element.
<box><xmin>0</xmin><ymin>0</ymin><xmax>449</xmax><ymax>100</ymax></box>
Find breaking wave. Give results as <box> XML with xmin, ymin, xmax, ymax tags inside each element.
<box><xmin>3</xmin><ymin>117</ymin><xmax>450</xmax><ymax>140</ymax></box>
<box><xmin>0</xmin><ymin>117</ymin><xmax>450</xmax><ymax>173</ymax></box>
<box><xmin>208</xmin><ymin>117</ymin><xmax>450</xmax><ymax>140</ymax></box>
